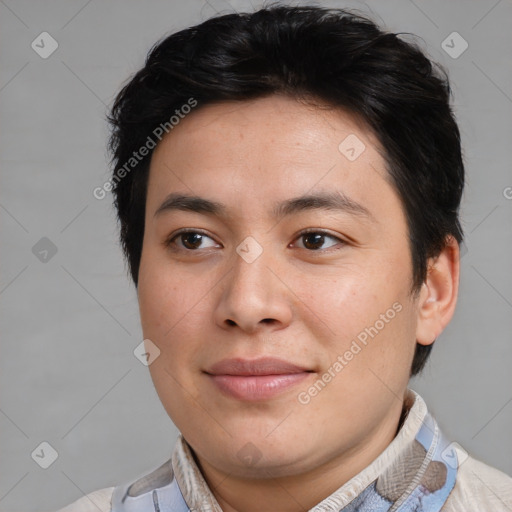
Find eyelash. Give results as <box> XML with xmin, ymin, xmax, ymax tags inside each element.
<box><xmin>164</xmin><ymin>228</ymin><xmax>346</xmax><ymax>254</ymax></box>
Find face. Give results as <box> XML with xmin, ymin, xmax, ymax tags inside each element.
<box><xmin>137</xmin><ymin>94</ymin><xmax>423</xmax><ymax>479</ymax></box>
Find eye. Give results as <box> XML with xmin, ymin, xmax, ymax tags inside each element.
<box><xmin>165</xmin><ymin>230</ymin><xmax>219</xmax><ymax>252</ymax></box>
<box><xmin>164</xmin><ymin>229</ymin><xmax>346</xmax><ymax>254</ymax></box>
<box><xmin>293</xmin><ymin>230</ymin><xmax>345</xmax><ymax>252</ymax></box>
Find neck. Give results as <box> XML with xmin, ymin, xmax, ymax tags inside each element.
<box><xmin>192</xmin><ymin>399</ymin><xmax>406</xmax><ymax>512</ymax></box>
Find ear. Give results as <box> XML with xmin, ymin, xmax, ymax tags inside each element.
<box><xmin>415</xmin><ymin>236</ymin><xmax>460</xmax><ymax>346</ymax></box>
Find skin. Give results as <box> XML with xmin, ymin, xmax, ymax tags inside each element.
<box><xmin>137</xmin><ymin>94</ymin><xmax>459</xmax><ymax>512</ymax></box>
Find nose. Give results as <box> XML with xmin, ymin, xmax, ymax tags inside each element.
<box><xmin>213</xmin><ymin>240</ymin><xmax>293</xmax><ymax>333</ymax></box>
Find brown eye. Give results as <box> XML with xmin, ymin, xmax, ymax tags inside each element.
<box><xmin>294</xmin><ymin>230</ymin><xmax>344</xmax><ymax>251</ymax></box>
<box><xmin>165</xmin><ymin>230</ymin><xmax>218</xmax><ymax>251</ymax></box>
<box><xmin>179</xmin><ymin>232</ymin><xmax>204</xmax><ymax>250</ymax></box>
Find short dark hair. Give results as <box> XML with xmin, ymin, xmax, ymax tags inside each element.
<box><xmin>107</xmin><ymin>3</ymin><xmax>464</xmax><ymax>376</ymax></box>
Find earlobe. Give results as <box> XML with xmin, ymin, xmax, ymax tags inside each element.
<box><xmin>415</xmin><ymin>237</ymin><xmax>460</xmax><ymax>346</ymax></box>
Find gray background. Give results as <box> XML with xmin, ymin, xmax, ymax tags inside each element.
<box><xmin>1</xmin><ymin>1</ymin><xmax>511</xmax><ymax>511</ymax></box>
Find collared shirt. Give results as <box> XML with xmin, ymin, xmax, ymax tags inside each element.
<box><xmin>55</xmin><ymin>390</ymin><xmax>512</xmax><ymax>512</ymax></box>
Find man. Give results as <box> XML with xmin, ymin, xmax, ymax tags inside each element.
<box><xmin>58</xmin><ymin>3</ymin><xmax>512</xmax><ymax>511</ymax></box>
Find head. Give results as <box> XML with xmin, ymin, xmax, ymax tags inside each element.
<box><xmin>107</xmin><ymin>3</ymin><xmax>463</xmax><ymax>484</ymax></box>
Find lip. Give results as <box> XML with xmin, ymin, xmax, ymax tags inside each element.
<box><xmin>205</xmin><ymin>357</ymin><xmax>313</xmax><ymax>401</ymax></box>
<box><xmin>207</xmin><ymin>357</ymin><xmax>311</xmax><ymax>376</ymax></box>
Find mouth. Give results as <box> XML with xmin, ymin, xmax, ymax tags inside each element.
<box><xmin>204</xmin><ymin>357</ymin><xmax>314</xmax><ymax>401</ymax></box>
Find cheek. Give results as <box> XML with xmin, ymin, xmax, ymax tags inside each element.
<box><xmin>137</xmin><ymin>253</ymin><xmax>215</xmax><ymax>376</ymax></box>
<box><xmin>298</xmin><ymin>268</ymin><xmax>386</xmax><ymax>339</ymax></box>
<box><xmin>138</xmin><ymin>251</ymin><xmax>202</xmax><ymax>336</ymax></box>
<box><xmin>302</xmin><ymin>264</ymin><xmax>414</xmax><ymax>376</ymax></box>
<box><xmin>137</xmin><ymin>257</ymin><xmax>210</xmax><ymax>423</ymax></box>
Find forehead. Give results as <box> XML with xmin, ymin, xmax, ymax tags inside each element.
<box><xmin>152</xmin><ymin>94</ymin><xmax>381</xmax><ymax>159</ymax></box>
<box><xmin>146</xmin><ymin>94</ymin><xmax>398</xmax><ymax>223</ymax></box>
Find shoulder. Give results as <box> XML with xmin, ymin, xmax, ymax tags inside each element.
<box><xmin>445</xmin><ymin>446</ymin><xmax>512</xmax><ymax>510</ymax></box>
<box><xmin>54</xmin><ymin>487</ymin><xmax>115</xmax><ymax>512</ymax></box>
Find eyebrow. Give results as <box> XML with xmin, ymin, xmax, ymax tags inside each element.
<box><xmin>154</xmin><ymin>191</ymin><xmax>374</xmax><ymax>222</ymax></box>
